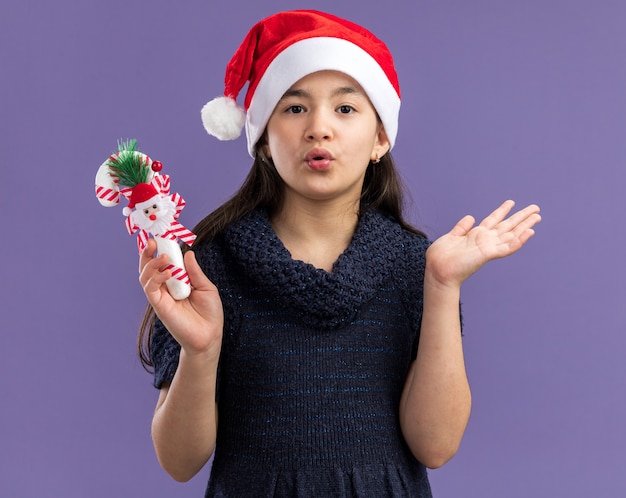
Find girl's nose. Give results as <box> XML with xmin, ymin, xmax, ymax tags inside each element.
<box><xmin>305</xmin><ymin>109</ymin><xmax>333</xmax><ymax>141</ymax></box>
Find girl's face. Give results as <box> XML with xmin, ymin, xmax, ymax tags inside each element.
<box><xmin>265</xmin><ymin>70</ymin><xmax>389</xmax><ymax>209</ymax></box>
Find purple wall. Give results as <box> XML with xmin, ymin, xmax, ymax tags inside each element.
<box><xmin>2</xmin><ymin>1</ymin><xmax>625</xmax><ymax>496</ymax></box>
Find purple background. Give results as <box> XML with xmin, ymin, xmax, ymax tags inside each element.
<box><xmin>2</xmin><ymin>0</ymin><xmax>625</xmax><ymax>496</ymax></box>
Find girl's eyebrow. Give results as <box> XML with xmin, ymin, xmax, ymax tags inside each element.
<box><xmin>280</xmin><ymin>86</ymin><xmax>363</xmax><ymax>100</ymax></box>
<box><xmin>280</xmin><ymin>88</ymin><xmax>310</xmax><ymax>100</ymax></box>
<box><xmin>332</xmin><ymin>86</ymin><xmax>362</xmax><ymax>98</ymax></box>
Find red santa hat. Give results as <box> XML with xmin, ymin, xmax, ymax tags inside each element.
<box><xmin>201</xmin><ymin>10</ymin><xmax>401</xmax><ymax>157</ymax></box>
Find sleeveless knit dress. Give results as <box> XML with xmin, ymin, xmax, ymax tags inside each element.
<box><xmin>151</xmin><ymin>208</ymin><xmax>433</xmax><ymax>497</ymax></box>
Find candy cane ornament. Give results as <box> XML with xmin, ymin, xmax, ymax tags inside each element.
<box><xmin>95</xmin><ymin>139</ymin><xmax>196</xmax><ymax>300</ymax></box>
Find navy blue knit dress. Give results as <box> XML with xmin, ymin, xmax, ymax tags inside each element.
<box><xmin>151</xmin><ymin>208</ymin><xmax>433</xmax><ymax>497</ymax></box>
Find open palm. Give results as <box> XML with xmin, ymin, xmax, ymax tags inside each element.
<box><xmin>426</xmin><ymin>200</ymin><xmax>541</xmax><ymax>288</ymax></box>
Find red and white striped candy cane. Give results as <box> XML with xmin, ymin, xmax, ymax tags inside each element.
<box><xmin>164</xmin><ymin>222</ymin><xmax>197</xmax><ymax>247</ymax></box>
<box><xmin>96</xmin><ymin>148</ymin><xmax>195</xmax><ymax>300</ymax></box>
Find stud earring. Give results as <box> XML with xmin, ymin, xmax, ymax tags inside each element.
<box><xmin>373</xmin><ymin>153</ymin><xmax>380</xmax><ymax>164</ymax></box>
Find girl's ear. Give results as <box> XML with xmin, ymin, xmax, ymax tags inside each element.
<box><xmin>372</xmin><ymin>126</ymin><xmax>390</xmax><ymax>162</ymax></box>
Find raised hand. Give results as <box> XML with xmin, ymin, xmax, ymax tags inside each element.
<box><xmin>426</xmin><ymin>200</ymin><xmax>541</xmax><ymax>288</ymax></box>
<box><xmin>139</xmin><ymin>238</ymin><xmax>224</xmax><ymax>357</ymax></box>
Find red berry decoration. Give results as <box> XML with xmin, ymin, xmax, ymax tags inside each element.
<box><xmin>151</xmin><ymin>160</ymin><xmax>163</xmax><ymax>172</ymax></box>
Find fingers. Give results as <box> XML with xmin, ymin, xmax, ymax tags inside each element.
<box><xmin>139</xmin><ymin>240</ymin><xmax>172</xmax><ymax>303</ymax></box>
<box><xmin>449</xmin><ymin>214</ymin><xmax>476</xmax><ymax>237</ymax></box>
<box><xmin>479</xmin><ymin>200</ymin><xmax>516</xmax><ymax>229</ymax></box>
<box><xmin>481</xmin><ymin>201</ymin><xmax>541</xmax><ymax>234</ymax></box>
<box><xmin>138</xmin><ymin>238</ymin><xmax>158</xmax><ymax>274</ymax></box>
<box><xmin>452</xmin><ymin>201</ymin><xmax>541</xmax><ymax>238</ymax></box>
<box><xmin>507</xmin><ymin>203</ymin><xmax>541</xmax><ymax>226</ymax></box>
<box><xmin>183</xmin><ymin>250</ymin><xmax>213</xmax><ymax>291</ymax></box>
<box><xmin>512</xmin><ymin>207</ymin><xmax>541</xmax><ymax>234</ymax></box>
<box><xmin>499</xmin><ymin>204</ymin><xmax>541</xmax><ymax>254</ymax></box>
<box><xmin>516</xmin><ymin>227</ymin><xmax>537</xmax><ymax>247</ymax></box>
<box><xmin>503</xmin><ymin>206</ymin><xmax>541</xmax><ymax>246</ymax></box>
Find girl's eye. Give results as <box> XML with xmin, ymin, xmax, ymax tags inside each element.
<box><xmin>337</xmin><ymin>105</ymin><xmax>354</xmax><ymax>114</ymax></box>
<box><xmin>287</xmin><ymin>105</ymin><xmax>304</xmax><ymax>114</ymax></box>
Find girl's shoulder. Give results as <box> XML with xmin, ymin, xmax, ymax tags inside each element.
<box><xmin>191</xmin><ymin>232</ymin><xmax>230</xmax><ymax>277</ymax></box>
<box><xmin>353</xmin><ymin>210</ymin><xmax>430</xmax><ymax>292</ymax></box>
<box><xmin>370</xmin><ymin>209</ymin><xmax>431</xmax><ymax>258</ymax></box>
<box><xmin>395</xmin><ymin>228</ymin><xmax>430</xmax><ymax>277</ymax></box>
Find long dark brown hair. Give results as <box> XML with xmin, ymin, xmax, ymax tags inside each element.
<box><xmin>137</xmin><ymin>140</ymin><xmax>426</xmax><ymax>371</ymax></box>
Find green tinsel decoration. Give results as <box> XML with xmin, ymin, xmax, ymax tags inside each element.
<box><xmin>106</xmin><ymin>139</ymin><xmax>150</xmax><ymax>188</ymax></box>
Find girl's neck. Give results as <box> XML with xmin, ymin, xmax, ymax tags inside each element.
<box><xmin>271</xmin><ymin>198</ymin><xmax>360</xmax><ymax>271</ymax></box>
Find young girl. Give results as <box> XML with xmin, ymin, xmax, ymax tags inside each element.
<box><xmin>138</xmin><ymin>10</ymin><xmax>541</xmax><ymax>497</ymax></box>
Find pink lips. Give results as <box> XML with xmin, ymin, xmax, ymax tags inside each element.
<box><xmin>305</xmin><ymin>148</ymin><xmax>332</xmax><ymax>171</ymax></box>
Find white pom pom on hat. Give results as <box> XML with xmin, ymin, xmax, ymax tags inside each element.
<box><xmin>201</xmin><ymin>96</ymin><xmax>246</xmax><ymax>141</ymax></box>
<box><xmin>201</xmin><ymin>9</ymin><xmax>401</xmax><ymax>158</ymax></box>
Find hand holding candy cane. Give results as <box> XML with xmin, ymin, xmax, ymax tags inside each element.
<box><xmin>95</xmin><ymin>140</ymin><xmax>196</xmax><ymax>300</ymax></box>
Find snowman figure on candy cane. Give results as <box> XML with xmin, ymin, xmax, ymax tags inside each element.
<box><xmin>95</xmin><ymin>140</ymin><xmax>196</xmax><ymax>300</ymax></box>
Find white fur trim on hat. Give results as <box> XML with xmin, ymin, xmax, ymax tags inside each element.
<box><xmin>245</xmin><ymin>37</ymin><xmax>401</xmax><ymax>157</ymax></box>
